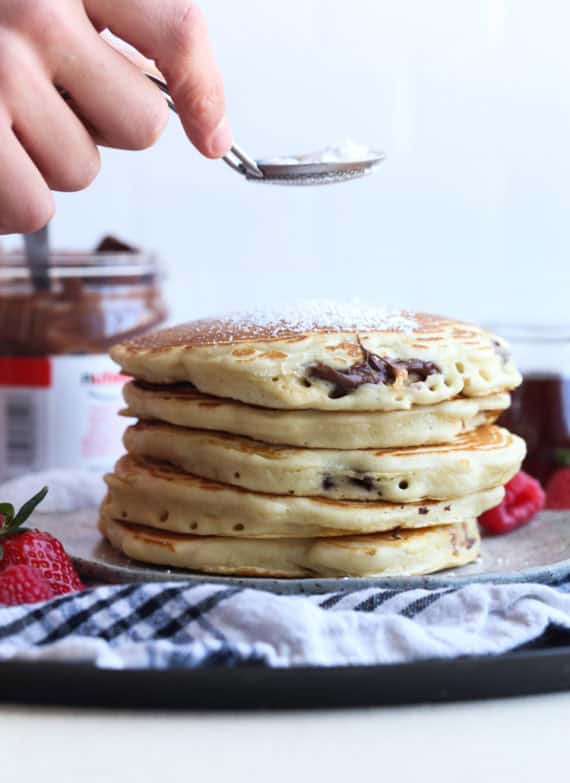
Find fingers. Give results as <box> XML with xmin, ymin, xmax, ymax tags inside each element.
<box><xmin>86</xmin><ymin>0</ymin><xmax>231</xmax><ymax>158</ymax></box>
<box><xmin>163</xmin><ymin>4</ymin><xmax>231</xmax><ymax>158</ymax></box>
<box><xmin>12</xmin><ymin>80</ymin><xmax>100</xmax><ymax>193</ymax></box>
<box><xmin>0</xmin><ymin>0</ymin><xmax>172</xmax><ymax>236</ymax></box>
<box><xmin>101</xmin><ymin>33</ymin><xmax>163</xmax><ymax>79</ymax></box>
<box><xmin>0</xmin><ymin>119</ymin><xmax>54</xmax><ymax>235</ymax></box>
<box><xmin>0</xmin><ymin>32</ymin><xmax>51</xmax><ymax>233</ymax></box>
<box><xmin>52</xmin><ymin>8</ymin><xmax>169</xmax><ymax>151</ymax></box>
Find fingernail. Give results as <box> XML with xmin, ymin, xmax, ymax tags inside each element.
<box><xmin>208</xmin><ymin>116</ymin><xmax>232</xmax><ymax>157</ymax></box>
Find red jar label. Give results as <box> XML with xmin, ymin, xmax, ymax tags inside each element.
<box><xmin>0</xmin><ymin>355</ymin><xmax>129</xmax><ymax>481</ymax></box>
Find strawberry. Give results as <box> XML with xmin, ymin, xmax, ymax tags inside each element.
<box><xmin>1</xmin><ymin>529</ymin><xmax>84</xmax><ymax>596</ymax></box>
<box><xmin>0</xmin><ymin>487</ymin><xmax>83</xmax><ymax>597</ymax></box>
<box><xmin>545</xmin><ymin>467</ymin><xmax>570</xmax><ymax>510</ymax></box>
<box><xmin>0</xmin><ymin>564</ymin><xmax>55</xmax><ymax>606</ymax></box>
<box><xmin>479</xmin><ymin>471</ymin><xmax>545</xmax><ymax>535</ymax></box>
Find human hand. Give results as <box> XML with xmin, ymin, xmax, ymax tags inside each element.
<box><xmin>0</xmin><ymin>0</ymin><xmax>231</xmax><ymax>233</ymax></box>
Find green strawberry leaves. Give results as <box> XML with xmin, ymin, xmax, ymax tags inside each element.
<box><xmin>555</xmin><ymin>449</ymin><xmax>570</xmax><ymax>468</ymax></box>
<box><xmin>12</xmin><ymin>486</ymin><xmax>48</xmax><ymax>528</ymax></box>
<box><xmin>0</xmin><ymin>487</ymin><xmax>48</xmax><ymax>559</ymax></box>
<box><xmin>0</xmin><ymin>504</ymin><xmax>15</xmax><ymax>520</ymax></box>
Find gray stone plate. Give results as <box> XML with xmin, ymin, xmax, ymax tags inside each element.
<box><xmin>33</xmin><ymin>509</ymin><xmax>570</xmax><ymax>594</ymax></box>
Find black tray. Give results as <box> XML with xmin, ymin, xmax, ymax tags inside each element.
<box><xmin>2</xmin><ymin>632</ymin><xmax>570</xmax><ymax>710</ymax></box>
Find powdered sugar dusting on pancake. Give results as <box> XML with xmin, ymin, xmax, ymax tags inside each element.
<box><xmin>115</xmin><ymin>300</ymin><xmax>420</xmax><ymax>352</ymax></box>
<box><xmin>217</xmin><ymin>300</ymin><xmax>417</xmax><ymax>341</ymax></box>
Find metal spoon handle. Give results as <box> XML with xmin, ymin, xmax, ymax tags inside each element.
<box><xmin>24</xmin><ymin>225</ymin><xmax>50</xmax><ymax>292</ymax></box>
<box><xmin>144</xmin><ymin>73</ymin><xmax>263</xmax><ymax>179</ymax></box>
<box><xmin>222</xmin><ymin>146</ymin><xmax>264</xmax><ymax>178</ymax></box>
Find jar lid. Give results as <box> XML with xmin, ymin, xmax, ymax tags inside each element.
<box><xmin>0</xmin><ymin>249</ymin><xmax>161</xmax><ymax>280</ymax></box>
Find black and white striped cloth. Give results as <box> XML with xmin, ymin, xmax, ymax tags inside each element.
<box><xmin>1</xmin><ymin>580</ymin><xmax>570</xmax><ymax>668</ymax></box>
<box><xmin>2</xmin><ymin>471</ymin><xmax>570</xmax><ymax>668</ymax></box>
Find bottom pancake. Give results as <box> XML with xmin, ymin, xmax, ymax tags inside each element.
<box><xmin>99</xmin><ymin>513</ymin><xmax>481</xmax><ymax>578</ymax></box>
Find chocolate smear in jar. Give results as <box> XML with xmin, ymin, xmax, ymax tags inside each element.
<box><xmin>0</xmin><ymin>241</ymin><xmax>165</xmax><ymax>356</ymax></box>
<box><xmin>95</xmin><ymin>236</ymin><xmax>139</xmax><ymax>254</ymax></box>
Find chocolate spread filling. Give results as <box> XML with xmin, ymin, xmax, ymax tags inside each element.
<box><xmin>309</xmin><ymin>345</ymin><xmax>440</xmax><ymax>399</ymax></box>
<box><xmin>349</xmin><ymin>475</ymin><xmax>375</xmax><ymax>491</ymax></box>
<box><xmin>135</xmin><ymin>380</ymin><xmax>197</xmax><ymax>393</ymax></box>
<box><xmin>321</xmin><ymin>474</ymin><xmax>380</xmax><ymax>493</ymax></box>
<box><xmin>492</xmin><ymin>339</ymin><xmax>511</xmax><ymax>365</ymax></box>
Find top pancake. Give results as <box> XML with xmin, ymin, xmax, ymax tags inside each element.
<box><xmin>111</xmin><ymin>302</ymin><xmax>521</xmax><ymax>411</ymax></box>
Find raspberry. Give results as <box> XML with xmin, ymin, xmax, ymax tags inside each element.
<box><xmin>479</xmin><ymin>471</ymin><xmax>545</xmax><ymax>535</ymax></box>
<box><xmin>545</xmin><ymin>467</ymin><xmax>570</xmax><ymax>510</ymax></box>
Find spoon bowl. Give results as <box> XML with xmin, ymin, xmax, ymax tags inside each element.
<box><xmin>146</xmin><ymin>73</ymin><xmax>385</xmax><ymax>186</ymax></box>
<box><xmin>251</xmin><ymin>154</ymin><xmax>385</xmax><ymax>185</ymax></box>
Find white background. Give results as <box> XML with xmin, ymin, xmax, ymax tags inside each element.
<box><xmin>2</xmin><ymin>693</ymin><xmax>570</xmax><ymax>782</ymax></box>
<box><xmin>3</xmin><ymin>0</ymin><xmax>570</xmax><ymax>324</ymax></box>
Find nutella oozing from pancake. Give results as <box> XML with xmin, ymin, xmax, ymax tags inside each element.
<box><xmin>111</xmin><ymin>301</ymin><xmax>522</xmax><ymax>411</ymax></box>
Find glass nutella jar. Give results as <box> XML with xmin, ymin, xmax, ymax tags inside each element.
<box><xmin>493</xmin><ymin>324</ymin><xmax>570</xmax><ymax>485</ymax></box>
<box><xmin>0</xmin><ymin>241</ymin><xmax>167</xmax><ymax>480</ymax></box>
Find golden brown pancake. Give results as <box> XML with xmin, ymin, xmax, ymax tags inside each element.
<box><xmin>110</xmin><ymin>303</ymin><xmax>521</xmax><ymax>411</ymax></box>
<box><xmin>122</xmin><ymin>380</ymin><xmax>510</xmax><ymax>449</ymax></box>
<box><xmin>99</xmin><ymin>513</ymin><xmax>481</xmax><ymax>578</ymax></box>
<box><xmin>102</xmin><ymin>303</ymin><xmax>524</xmax><ymax>580</ymax></box>
<box><xmin>123</xmin><ymin>422</ymin><xmax>525</xmax><ymax>502</ymax></box>
<box><xmin>102</xmin><ymin>454</ymin><xmax>504</xmax><ymax>538</ymax></box>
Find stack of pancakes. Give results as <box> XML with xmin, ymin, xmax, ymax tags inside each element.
<box><xmin>100</xmin><ymin>303</ymin><xmax>525</xmax><ymax>578</ymax></box>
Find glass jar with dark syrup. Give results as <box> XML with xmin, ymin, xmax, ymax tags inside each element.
<box><xmin>493</xmin><ymin>325</ymin><xmax>570</xmax><ymax>484</ymax></box>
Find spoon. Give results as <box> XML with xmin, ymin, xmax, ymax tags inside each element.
<box><xmin>23</xmin><ymin>224</ymin><xmax>50</xmax><ymax>292</ymax></box>
<box><xmin>145</xmin><ymin>74</ymin><xmax>385</xmax><ymax>186</ymax></box>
